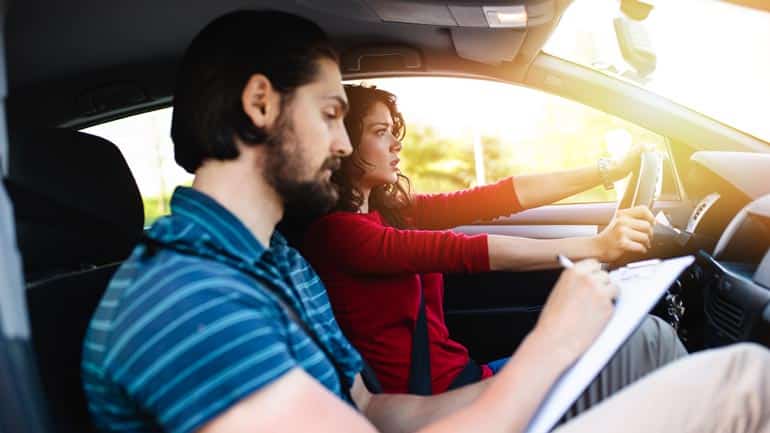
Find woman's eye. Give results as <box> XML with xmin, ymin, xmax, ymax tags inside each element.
<box><xmin>376</xmin><ymin>129</ymin><xmax>386</xmax><ymax>136</ymax></box>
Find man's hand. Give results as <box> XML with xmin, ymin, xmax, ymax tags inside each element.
<box><xmin>594</xmin><ymin>206</ymin><xmax>655</xmax><ymax>262</ymax></box>
<box><xmin>534</xmin><ymin>259</ymin><xmax>617</xmax><ymax>360</ymax></box>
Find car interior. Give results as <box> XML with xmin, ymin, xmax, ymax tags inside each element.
<box><xmin>1</xmin><ymin>1</ymin><xmax>770</xmax><ymax>432</ymax></box>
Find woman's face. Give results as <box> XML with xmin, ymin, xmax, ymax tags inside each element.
<box><xmin>354</xmin><ymin>101</ymin><xmax>402</xmax><ymax>189</ymax></box>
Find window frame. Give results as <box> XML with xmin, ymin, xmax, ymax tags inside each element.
<box><xmin>345</xmin><ymin>75</ymin><xmax>682</xmax><ymax>204</ymax></box>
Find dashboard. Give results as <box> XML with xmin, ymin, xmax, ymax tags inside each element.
<box><xmin>672</xmin><ymin>152</ymin><xmax>770</xmax><ymax>350</ymax></box>
<box><xmin>682</xmin><ymin>152</ymin><xmax>770</xmax><ymax>241</ymax></box>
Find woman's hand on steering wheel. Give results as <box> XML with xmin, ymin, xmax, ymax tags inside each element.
<box><xmin>593</xmin><ymin>206</ymin><xmax>656</xmax><ymax>262</ymax></box>
<box><xmin>608</xmin><ymin>143</ymin><xmax>646</xmax><ymax>182</ymax></box>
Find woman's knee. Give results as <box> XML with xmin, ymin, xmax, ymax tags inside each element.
<box><xmin>633</xmin><ymin>315</ymin><xmax>687</xmax><ymax>360</ymax></box>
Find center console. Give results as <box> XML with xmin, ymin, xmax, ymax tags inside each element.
<box><xmin>685</xmin><ymin>194</ymin><xmax>770</xmax><ymax>348</ymax></box>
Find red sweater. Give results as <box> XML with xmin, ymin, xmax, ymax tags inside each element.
<box><xmin>302</xmin><ymin>177</ymin><xmax>522</xmax><ymax>393</ymax></box>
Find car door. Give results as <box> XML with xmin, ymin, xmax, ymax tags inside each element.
<box><xmin>0</xmin><ymin>1</ymin><xmax>56</xmax><ymax>431</ymax></box>
<box><xmin>347</xmin><ymin>75</ymin><xmax>686</xmax><ymax>362</ymax></box>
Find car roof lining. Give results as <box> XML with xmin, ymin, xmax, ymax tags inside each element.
<box><xmin>5</xmin><ymin>0</ymin><xmax>570</xmax><ymax>128</ymax></box>
<box><xmin>56</xmin><ymin>66</ymin><xmax>525</xmax><ymax>131</ymax></box>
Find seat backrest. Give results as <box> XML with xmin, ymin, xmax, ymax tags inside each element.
<box><xmin>6</xmin><ymin>127</ymin><xmax>144</xmax><ymax>433</ymax></box>
<box><xmin>25</xmin><ymin>264</ymin><xmax>121</xmax><ymax>433</ymax></box>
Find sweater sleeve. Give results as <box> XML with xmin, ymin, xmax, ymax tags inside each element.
<box><xmin>401</xmin><ymin>176</ymin><xmax>523</xmax><ymax>230</ymax></box>
<box><xmin>304</xmin><ymin>213</ymin><xmax>490</xmax><ymax>276</ymax></box>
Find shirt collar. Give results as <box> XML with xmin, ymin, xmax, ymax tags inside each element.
<box><xmin>146</xmin><ymin>186</ymin><xmax>287</xmax><ymax>264</ymax></box>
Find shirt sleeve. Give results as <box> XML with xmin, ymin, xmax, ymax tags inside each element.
<box><xmin>110</xmin><ymin>284</ymin><xmax>297</xmax><ymax>433</ymax></box>
<box><xmin>402</xmin><ymin>176</ymin><xmax>523</xmax><ymax>230</ymax></box>
<box><xmin>305</xmin><ymin>213</ymin><xmax>490</xmax><ymax>276</ymax></box>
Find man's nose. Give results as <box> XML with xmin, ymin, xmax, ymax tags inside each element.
<box><xmin>332</xmin><ymin>128</ymin><xmax>353</xmax><ymax>157</ymax></box>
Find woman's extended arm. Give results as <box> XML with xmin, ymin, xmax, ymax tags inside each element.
<box><xmin>513</xmin><ymin>145</ymin><xmax>643</xmax><ymax>210</ymax></box>
<box><xmin>304</xmin><ymin>212</ymin><xmax>491</xmax><ymax>275</ymax></box>
<box><xmin>487</xmin><ymin>206</ymin><xmax>656</xmax><ymax>271</ymax></box>
<box><xmin>304</xmin><ymin>206</ymin><xmax>654</xmax><ymax>276</ymax></box>
<box><xmin>403</xmin><ymin>176</ymin><xmax>522</xmax><ymax>230</ymax></box>
<box><xmin>403</xmin><ymin>145</ymin><xmax>643</xmax><ymax>229</ymax></box>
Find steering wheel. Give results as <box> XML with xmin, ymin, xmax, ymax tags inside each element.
<box><xmin>617</xmin><ymin>151</ymin><xmax>662</xmax><ymax>212</ymax></box>
<box><xmin>609</xmin><ymin>151</ymin><xmax>662</xmax><ymax>266</ymax></box>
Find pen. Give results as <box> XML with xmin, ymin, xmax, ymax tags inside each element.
<box><xmin>557</xmin><ymin>254</ymin><xmax>574</xmax><ymax>269</ymax></box>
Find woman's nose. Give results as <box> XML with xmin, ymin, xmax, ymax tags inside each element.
<box><xmin>391</xmin><ymin>137</ymin><xmax>402</xmax><ymax>152</ymax></box>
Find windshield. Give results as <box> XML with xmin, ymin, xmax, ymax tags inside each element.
<box><xmin>545</xmin><ymin>0</ymin><xmax>770</xmax><ymax>144</ymax></box>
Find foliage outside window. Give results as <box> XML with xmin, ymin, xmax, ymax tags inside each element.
<box><xmin>351</xmin><ymin>77</ymin><xmax>674</xmax><ymax>202</ymax></box>
<box><xmin>84</xmin><ymin>76</ymin><xmax>678</xmax><ymax>227</ymax></box>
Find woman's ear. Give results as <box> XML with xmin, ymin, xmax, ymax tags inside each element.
<box><xmin>241</xmin><ymin>74</ymin><xmax>280</xmax><ymax>129</ymax></box>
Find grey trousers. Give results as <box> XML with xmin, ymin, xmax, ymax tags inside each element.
<box><xmin>560</xmin><ymin>315</ymin><xmax>688</xmax><ymax>422</ymax></box>
<box><xmin>554</xmin><ymin>343</ymin><xmax>770</xmax><ymax>433</ymax></box>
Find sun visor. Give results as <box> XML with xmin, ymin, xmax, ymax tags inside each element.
<box><xmin>298</xmin><ymin>0</ymin><xmax>570</xmax><ymax>66</ymax></box>
<box><xmin>450</xmin><ymin>28</ymin><xmax>526</xmax><ymax>64</ymax></box>
<box><xmin>298</xmin><ymin>0</ymin><xmax>560</xmax><ymax>28</ymax></box>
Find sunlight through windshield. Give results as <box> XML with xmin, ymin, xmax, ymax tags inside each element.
<box><xmin>545</xmin><ymin>0</ymin><xmax>770</xmax><ymax>144</ymax></box>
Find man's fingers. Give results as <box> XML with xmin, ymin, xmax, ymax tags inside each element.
<box><xmin>575</xmin><ymin>259</ymin><xmax>601</xmax><ymax>273</ymax></box>
<box><xmin>601</xmin><ymin>282</ymin><xmax>619</xmax><ymax>304</ymax></box>
<box><xmin>593</xmin><ymin>270</ymin><xmax>611</xmax><ymax>286</ymax></box>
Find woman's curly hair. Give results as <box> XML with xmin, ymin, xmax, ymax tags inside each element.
<box><xmin>332</xmin><ymin>85</ymin><xmax>413</xmax><ymax>228</ymax></box>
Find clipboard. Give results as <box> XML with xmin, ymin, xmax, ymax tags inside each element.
<box><xmin>525</xmin><ymin>255</ymin><xmax>695</xmax><ymax>433</ymax></box>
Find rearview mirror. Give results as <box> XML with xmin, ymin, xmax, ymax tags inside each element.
<box><xmin>613</xmin><ymin>16</ymin><xmax>656</xmax><ymax>78</ymax></box>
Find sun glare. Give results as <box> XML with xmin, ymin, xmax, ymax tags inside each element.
<box><xmin>546</xmin><ymin>0</ymin><xmax>770</xmax><ymax>144</ymax></box>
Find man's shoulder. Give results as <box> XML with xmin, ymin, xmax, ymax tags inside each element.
<box><xmin>86</xmin><ymin>249</ymin><xmax>295</xmax><ymax>372</ymax></box>
<box><xmin>115</xmin><ymin>249</ymin><xmax>250</xmax><ymax>291</ymax></box>
<box><xmin>102</xmin><ymin>250</ymin><xmax>287</xmax><ymax>331</ymax></box>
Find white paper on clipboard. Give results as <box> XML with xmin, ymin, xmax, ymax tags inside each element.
<box><xmin>525</xmin><ymin>255</ymin><xmax>695</xmax><ymax>433</ymax></box>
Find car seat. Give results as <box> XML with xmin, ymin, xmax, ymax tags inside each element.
<box><xmin>5</xmin><ymin>127</ymin><xmax>143</xmax><ymax>433</ymax></box>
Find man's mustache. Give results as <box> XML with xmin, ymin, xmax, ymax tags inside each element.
<box><xmin>321</xmin><ymin>157</ymin><xmax>341</xmax><ymax>173</ymax></box>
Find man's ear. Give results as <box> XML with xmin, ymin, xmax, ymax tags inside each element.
<box><xmin>241</xmin><ymin>74</ymin><xmax>280</xmax><ymax>129</ymax></box>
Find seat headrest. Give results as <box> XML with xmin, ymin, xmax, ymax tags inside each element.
<box><xmin>6</xmin><ymin>128</ymin><xmax>144</xmax><ymax>279</ymax></box>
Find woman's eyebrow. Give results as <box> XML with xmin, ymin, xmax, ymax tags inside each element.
<box><xmin>367</xmin><ymin>121</ymin><xmax>393</xmax><ymax>129</ymax></box>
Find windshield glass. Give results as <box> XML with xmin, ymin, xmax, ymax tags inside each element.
<box><xmin>545</xmin><ymin>0</ymin><xmax>770</xmax><ymax>144</ymax></box>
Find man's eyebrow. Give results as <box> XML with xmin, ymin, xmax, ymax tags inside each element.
<box><xmin>325</xmin><ymin>95</ymin><xmax>349</xmax><ymax>115</ymax></box>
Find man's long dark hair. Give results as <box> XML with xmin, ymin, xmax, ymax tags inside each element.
<box><xmin>332</xmin><ymin>85</ymin><xmax>413</xmax><ymax>228</ymax></box>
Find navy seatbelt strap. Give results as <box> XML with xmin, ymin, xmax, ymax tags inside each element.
<box><xmin>408</xmin><ymin>281</ymin><xmax>432</xmax><ymax>395</ymax></box>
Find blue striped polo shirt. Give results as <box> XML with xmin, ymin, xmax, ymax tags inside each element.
<box><xmin>82</xmin><ymin>186</ymin><xmax>363</xmax><ymax>433</ymax></box>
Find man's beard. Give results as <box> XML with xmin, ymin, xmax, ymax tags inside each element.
<box><xmin>263</xmin><ymin>112</ymin><xmax>341</xmax><ymax>224</ymax></box>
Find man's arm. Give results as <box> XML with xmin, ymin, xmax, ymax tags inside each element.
<box><xmin>198</xmin><ymin>368</ymin><xmax>379</xmax><ymax>433</ymax></box>
<box><xmin>199</xmin><ymin>322</ymin><xmax>573</xmax><ymax>433</ymax></box>
<box><xmin>198</xmin><ymin>262</ymin><xmax>614</xmax><ymax>433</ymax></box>
<box><xmin>356</xmin><ymin>260</ymin><xmax>615</xmax><ymax>433</ymax></box>
<box><xmin>197</xmin><ymin>331</ymin><xmax>573</xmax><ymax>433</ymax></box>
<box><xmin>355</xmin><ymin>331</ymin><xmax>572</xmax><ymax>433</ymax></box>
